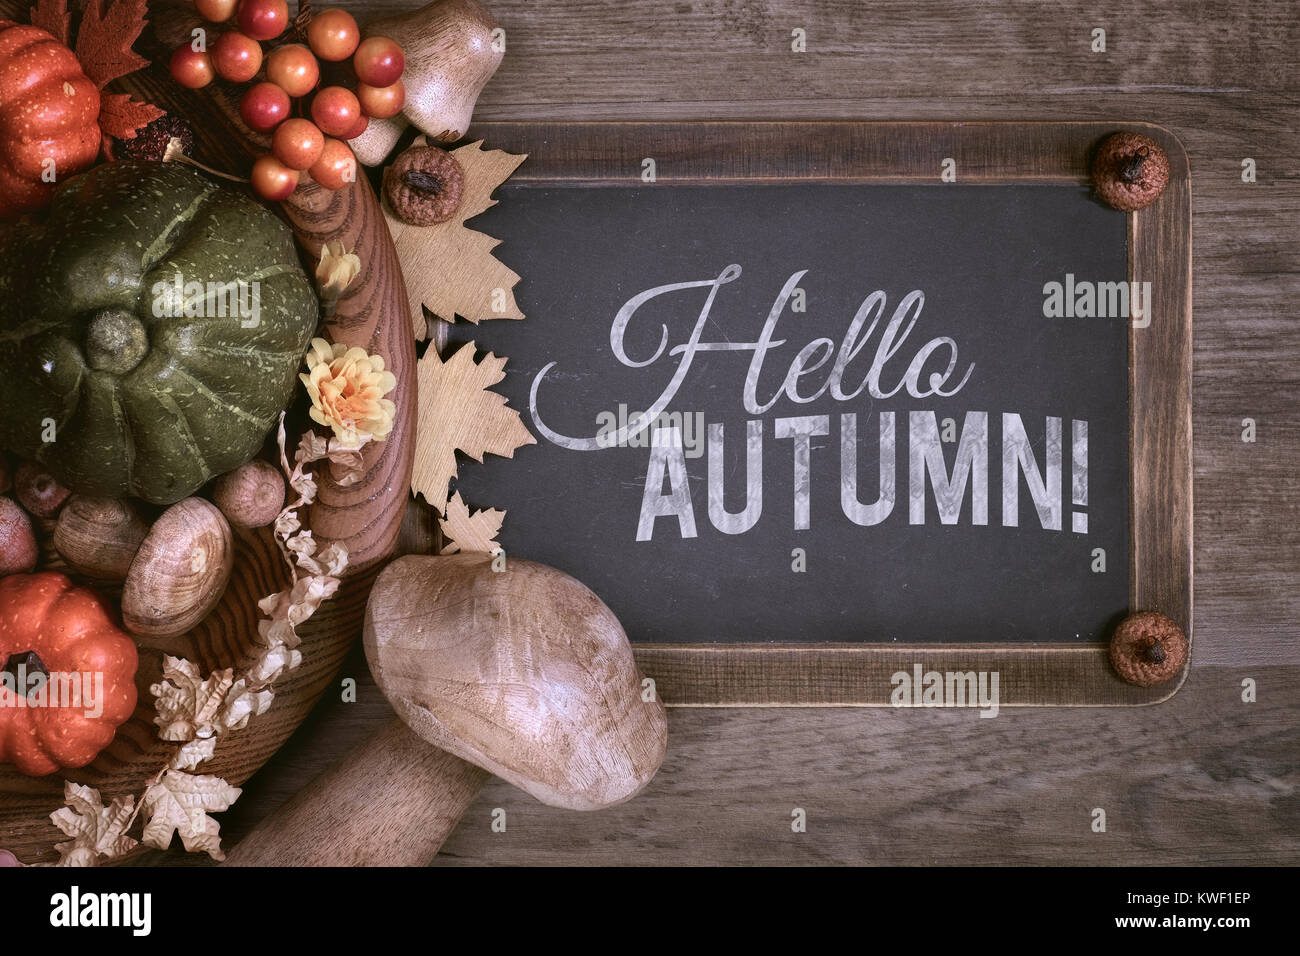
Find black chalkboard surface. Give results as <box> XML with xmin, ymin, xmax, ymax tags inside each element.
<box><xmin>448</xmin><ymin>182</ymin><xmax>1131</xmax><ymax>645</ymax></box>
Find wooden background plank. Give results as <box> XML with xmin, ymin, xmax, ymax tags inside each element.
<box><xmin>140</xmin><ymin>0</ymin><xmax>1298</xmax><ymax>864</ymax></box>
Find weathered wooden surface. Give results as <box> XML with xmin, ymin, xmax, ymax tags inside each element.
<box><xmin>144</xmin><ymin>0</ymin><xmax>1298</xmax><ymax>864</ymax></box>
<box><xmin>178</xmin><ymin>657</ymin><xmax>1300</xmax><ymax>865</ymax></box>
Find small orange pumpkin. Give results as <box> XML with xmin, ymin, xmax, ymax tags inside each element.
<box><xmin>0</xmin><ymin>21</ymin><xmax>101</xmax><ymax>217</ymax></box>
<box><xmin>0</xmin><ymin>572</ymin><xmax>138</xmax><ymax>776</ymax></box>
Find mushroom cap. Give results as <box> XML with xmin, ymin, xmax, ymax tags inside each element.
<box><xmin>349</xmin><ymin>0</ymin><xmax>504</xmax><ymax>165</ymax></box>
<box><xmin>364</xmin><ymin>554</ymin><xmax>668</xmax><ymax>810</ymax></box>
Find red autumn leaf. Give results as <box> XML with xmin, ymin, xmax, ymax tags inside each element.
<box><xmin>98</xmin><ymin>91</ymin><xmax>163</xmax><ymax>140</ymax></box>
<box><xmin>29</xmin><ymin>0</ymin><xmax>71</xmax><ymax>46</ymax></box>
<box><xmin>75</xmin><ymin>0</ymin><xmax>150</xmax><ymax>88</ymax></box>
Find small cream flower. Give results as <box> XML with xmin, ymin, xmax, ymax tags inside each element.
<box><xmin>315</xmin><ymin>241</ymin><xmax>361</xmax><ymax>300</ymax></box>
<box><xmin>299</xmin><ymin>338</ymin><xmax>397</xmax><ymax>445</ymax></box>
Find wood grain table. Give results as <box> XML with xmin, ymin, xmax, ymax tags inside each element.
<box><xmin>151</xmin><ymin>0</ymin><xmax>1299</xmax><ymax>865</ymax></box>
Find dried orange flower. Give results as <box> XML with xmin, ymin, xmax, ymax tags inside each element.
<box><xmin>300</xmin><ymin>338</ymin><xmax>397</xmax><ymax>445</ymax></box>
<box><xmin>315</xmin><ymin>241</ymin><xmax>361</xmax><ymax>301</ymax></box>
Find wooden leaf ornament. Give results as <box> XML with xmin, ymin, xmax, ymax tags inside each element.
<box><xmin>411</xmin><ymin>342</ymin><xmax>534</xmax><ymax>511</ymax></box>
<box><xmin>384</xmin><ymin>138</ymin><xmax>526</xmax><ymax>338</ymax></box>
<box><xmin>438</xmin><ymin>492</ymin><xmax>503</xmax><ymax>554</ymax></box>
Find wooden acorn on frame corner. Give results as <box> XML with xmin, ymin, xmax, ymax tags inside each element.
<box><xmin>1092</xmin><ymin>131</ymin><xmax>1171</xmax><ymax>211</ymax></box>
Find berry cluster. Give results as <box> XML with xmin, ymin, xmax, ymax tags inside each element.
<box><xmin>168</xmin><ymin>0</ymin><xmax>406</xmax><ymax>200</ymax></box>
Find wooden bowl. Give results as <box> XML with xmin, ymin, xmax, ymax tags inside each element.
<box><xmin>0</xmin><ymin>2</ymin><xmax>415</xmax><ymax>864</ymax></box>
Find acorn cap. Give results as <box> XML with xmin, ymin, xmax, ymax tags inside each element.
<box><xmin>1109</xmin><ymin>610</ymin><xmax>1188</xmax><ymax>686</ymax></box>
<box><xmin>1092</xmin><ymin>132</ymin><xmax>1170</xmax><ymax>211</ymax></box>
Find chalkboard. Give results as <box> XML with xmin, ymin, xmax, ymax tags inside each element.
<box><xmin>450</xmin><ymin>182</ymin><xmax>1129</xmax><ymax>643</ymax></box>
<box><xmin>443</xmin><ymin>121</ymin><xmax>1193</xmax><ymax>706</ymax></box>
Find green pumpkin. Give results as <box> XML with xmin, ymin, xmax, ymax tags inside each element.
<box><xmin>0</xmin><ymin>161</ymin><xmax>318</xmax><ymax>504</ymax></box>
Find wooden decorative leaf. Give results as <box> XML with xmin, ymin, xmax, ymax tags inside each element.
<box><xmin>98</xmin><ymin>91</ymin><xmax>163</xmax><ymax>139</ymax></box>
<box><xmin>411</xmin><ymin>342</ymin><xmax>535</xmax><ymax>511</ymax></box>
<box><xmin>385</xmin><ymin>138</ymin><xmax>527</xmax><ymax>338</ymax></box>
<box><xmin>75</xmin><ymin>0</ymin><xmax>150</xmax><ymax>89</ymax></box>
<box><xmin>439</xmin><ymin>492</ymin><xmax>504</xmax><ymax>554</ymax></box>
<box><xmin>30</xmin><ymin>0</ymin><xmax>71</xmax><ymax>45</ymax></box>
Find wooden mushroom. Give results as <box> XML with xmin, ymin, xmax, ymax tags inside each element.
<box><xmin>122</xmin><ymin>498</ymin><xmax>233</xmax><ymax>638</ymax></box>
<box><xmin>225</xmin><ymin>555</ymin><xmax>667</xmax><ymax>866</ymax></box>
<box><xmin>53</xmin><ymin>496</ymin><xmax>149</xmax><ymax>581</ymax></box>
<box><xmin>211</xmin><ymin>459</ymin><xmax>285</xmax><ymax>529</ymax></box>
<box><xmin>349</xmin><ymin>0</ymin><xmax>504</xmax><ymax>166</ymax></box>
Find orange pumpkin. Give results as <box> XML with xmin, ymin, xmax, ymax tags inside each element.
<box><xmin>0</xmin><ymin>573</ymin><xmax>137</xmax><ymax>776</ymax></box>
<box><xmin>0</xmin><ymin>21</ymin><xmax>101</xmax><ymax>217</ymax></box>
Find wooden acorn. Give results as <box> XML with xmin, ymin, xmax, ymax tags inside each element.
<box><xmin>211</xmin><ymin>459</ymin><xmax>285</xmax><ymax>529</ymax></box>
<box><xmin>349</xmin><ymin>0</ymin><xmax>504</xmax><ymax>166</ymax></box>
<box><xmin>53</xmin><ymin>496</ymin><xmax>149</xmax><ymax>581</ymax></box>
<box><xmin>122</xmin><ymin>497</ymin><xmax>233</xmax><ymax>638</ymax></box>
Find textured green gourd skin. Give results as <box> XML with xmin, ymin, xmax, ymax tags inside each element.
<box><xmin>0</xmin><ymin>161</ymin><xmax>318</xmax><ymax>504</ymax></box>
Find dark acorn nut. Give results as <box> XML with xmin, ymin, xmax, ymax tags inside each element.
<box><xmin>13</xmin><ymin>461</ymin><xmax>71</xmax><ymax>518</ymax></box>
<box><xmin>1092</xmin><ymin>132</ymin><xmax>1170</xmax><ymax>211</ymax></box>
<box><xmin>383</xmin><ymin>145</ymin><xmax>465</xmax><ymax>226</ymax></box>
<box><xmin>1109</xmin><ymin>610</ymin><xmax>1188</xmax><ymax>686</ymax></box>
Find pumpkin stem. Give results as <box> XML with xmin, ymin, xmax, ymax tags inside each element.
<box><xmin>85</xmin><ymin>310</ymin><xmax>149</xmax><ymax>375</ymax></box>
<box><xmin>2</xmin><ymin>651</ymin><xmax>48</xmax><ymax>690</ymax></box>
<box><xmin>1119</xmin><ymin>146</ymin><xmax>1150</xmax><ymax>184</ymax></box>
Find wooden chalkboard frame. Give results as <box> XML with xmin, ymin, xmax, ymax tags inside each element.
<box><xmin>465</xmin><ymin>120</ymin><xmax>1192</xmax><ymax>707</ymax></box>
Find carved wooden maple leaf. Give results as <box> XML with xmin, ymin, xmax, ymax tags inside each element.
<box><xmin>384</xmin><ymin>138</ymin><xmax>527</xmax><ymax>338</ymax></box>
<box><xmin>49</xmin><ymin>782</ymin><xmax>138</xmax><ymax>866</ymax></box>
<box><xmin>439</xmin><ymin>492</ymin><xmax>505</xmax><ymax>554</ymax></box>
<box><xmin>140</xmin><ymin>771</ymin><xmax>241</xmax><ymax>861</ymax></box>
<box><xmin>411</xmin><ymin>342</ymin><xmax>534</xmax><ymax>512</ymax></box>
